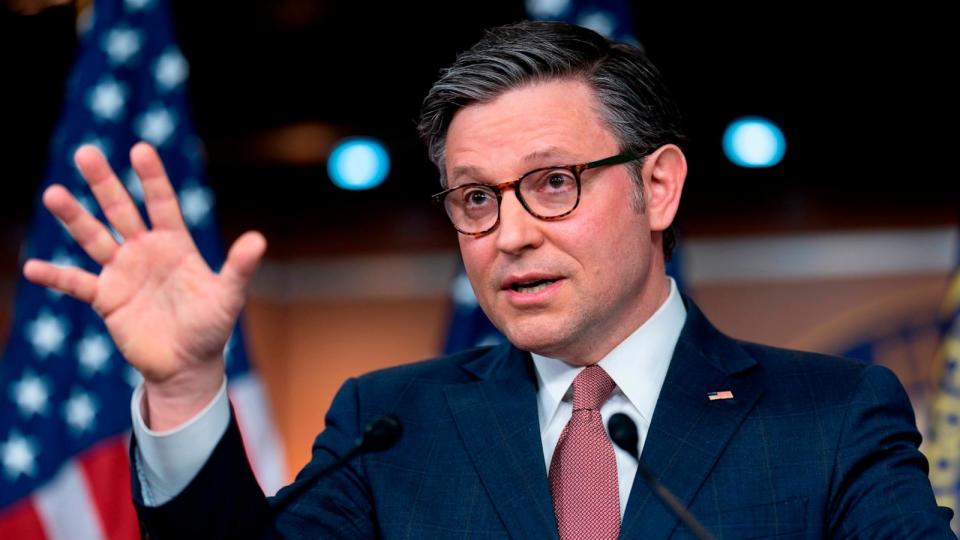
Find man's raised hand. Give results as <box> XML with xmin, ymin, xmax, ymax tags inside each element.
<box><xmin>22</xmin><ymin>142</ymin><xmax>266</xmax><ymax>429</ymax></box>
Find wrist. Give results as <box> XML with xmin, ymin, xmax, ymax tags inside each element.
<box><xmin>141</xmin><ymin>359</ymin><xmax>225</xmax><ymax>431</ymax></box>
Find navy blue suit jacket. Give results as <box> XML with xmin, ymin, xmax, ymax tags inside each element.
<box><xmin>133</xmin><ymin>299</ymin><xmax>955</xmax><ymax>538</ymax></box>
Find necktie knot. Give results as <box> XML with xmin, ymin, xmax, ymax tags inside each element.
<box><xmin>572</xmin><ymin>365</ymin><xmax>615</xmax><ymax>411</ymax></box>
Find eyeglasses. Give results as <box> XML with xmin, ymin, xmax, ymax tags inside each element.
<box><xmin>432</xmin><ymin>151</ymin><xmax>638</xmax><ymax>235</ymax></box>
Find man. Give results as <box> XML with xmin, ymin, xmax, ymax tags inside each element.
<box><xmin>23</xmin><ymin>21</ymin><xmax>953</xmax><ymax>539</ymax></box>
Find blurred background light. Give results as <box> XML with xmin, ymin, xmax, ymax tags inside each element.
<box><xmin>327</xmin><ymin>137</ymin><xmax>390</xmax><ymax>191</ymax></box>
<box><xmin>722</xmin><ymin>116</ymin><xmax>786</xmax><ymax>168</ymax></box>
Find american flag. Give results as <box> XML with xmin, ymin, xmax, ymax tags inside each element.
<box><xmin>0</xmin><ymin>0</ymin><xmax>284</xmax><ymax>537</ymax></box>
<box><xmin>707</xmin><ymin>391</ymin><xmax>735</xmax><ymax>401</ymax></box>
<box><xmin>525</xmin><ymin>0</ymin><xmax>636</xmax><ymax>43</ymax></box>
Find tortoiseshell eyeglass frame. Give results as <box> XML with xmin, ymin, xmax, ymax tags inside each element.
<box><xmin>431</xmin><ymin>151</ymin><xmax>639</xmax><ymax>236</ymax></box>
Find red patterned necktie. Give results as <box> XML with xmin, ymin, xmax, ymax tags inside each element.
<box><xmin>549</xmin><ymin>365</ymin><xmax>620</xmax><ymax>539</ymax></box>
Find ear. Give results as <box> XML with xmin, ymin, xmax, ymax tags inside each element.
<box><xmin>641</xmin><ymin>144</ymin><xmax>687</xmax><ymax>232</ymax></box>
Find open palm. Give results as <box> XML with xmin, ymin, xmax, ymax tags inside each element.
<box><xmin>23</xmin><ymin>143</ymin><xmax>265</xmax><ymax>396</ymax></box>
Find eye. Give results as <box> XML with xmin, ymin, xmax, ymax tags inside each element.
<box><xmin>529</xmin><ymin>169</ymin><xmax>576</xmax><ymax>193</ymax></box>
<box><xmin>461</xmin><ymin>186</ymin><xmax>495</xmax><ymax>208</ymax></box>
<box><xmin>546</xmin><ymin>172</ymin><xmax>574</xmax><ymax>190</ymax></box>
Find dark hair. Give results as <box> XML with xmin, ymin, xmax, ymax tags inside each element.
<box><xmin>418</xmin><ymin>20</ymin><xmax>684</xmax><ymax>261</ymax></box>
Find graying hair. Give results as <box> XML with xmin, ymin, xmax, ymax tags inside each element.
<box><xmin>417</xmin><ymin>21</ymin><xmax>685</xmax><ymax>260</ymax></box>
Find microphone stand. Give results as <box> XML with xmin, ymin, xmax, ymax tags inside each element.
<box><xmin>608</xmin><ymin>413</ymin><xmax>716</xmax><ymax>540</ymax></box>
<box><xmin>270</xmin><ymin>415</ymin><xmax>402</xmax><ymax>516</ymax></box>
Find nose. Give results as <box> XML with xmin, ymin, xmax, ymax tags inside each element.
<box><xmin>494</xmin><ymin>190</ymin><xmax>544</xmax><ymax>254</ymax></box>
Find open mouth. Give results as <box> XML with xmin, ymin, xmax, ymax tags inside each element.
<box><xmin>510</xmin><ymin>278</ymin><xmax>559</xmax><ymax>294</ymax></box>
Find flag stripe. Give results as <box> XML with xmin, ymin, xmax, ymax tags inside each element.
<box><xmin>0</xmin><ymin>498</ymin><xmax>48</xmax><ymax>540</ymax></box>
<box><xmin>34</xmin><ymin>461</ymin><xmax>106</xmax><ymax>540</ymax></box>
<box><xmin>77</xmin><ymin>436</ymin><xmax>139</xmax><ymax>540</ymax></box>
<box><xmin>229</xmin><ymin>374</ymin><xmax>287</xmax><ymax>495</ymax></box>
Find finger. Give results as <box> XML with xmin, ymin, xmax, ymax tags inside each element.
<box><xmin>23</xmin><ymin>259</ymin><xmax>98</xmax><ymax>304</ymax></box>
<box><xmin>43</xmin><ymin>184</ymin><xmax>119</xmax><ymax>265</ymax></box>
<box><xmin>130</xmin><ymin>142</ymin><xmax>188</xmax><ymax>232</ymax></box>
<box><xmin>220</xmin><ymin>231</ymin><xmax>267</xmax><ymax>297</ymax></box>
<box><xmin>74</xmin><ymin>145</ymin><xmax>147</xmax><ymax>240</ymax></box>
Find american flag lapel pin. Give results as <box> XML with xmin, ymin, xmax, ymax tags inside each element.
<box><xmin>708</xmin><ymin>390</ymin><xmax>735</xmax><ymax>401</ymax></box>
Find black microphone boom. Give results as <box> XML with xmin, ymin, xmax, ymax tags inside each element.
<box><xmin>608</xmin><ymin>413</ymin><xmax>716</xmax><ymax>540</ymax></box>
<box><xmin>270</xmin><ymin>415</ymin><xmax>403</xmax><ymax>516</ymax></box>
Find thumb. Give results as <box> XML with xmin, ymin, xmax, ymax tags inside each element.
<box><xmin>220</xmin><ymin>230</ymin><xmax>267</xmax><ymax>297</ymax></box>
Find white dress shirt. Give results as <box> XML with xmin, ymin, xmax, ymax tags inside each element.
<box><xmin>132</xmin><ymin>278</ymin><xmax>686</xmax><ymax>509</ymax></box>
<box><xmin>532</xmin><ymin>277</ymin><xmax>686</xmax><ymax>518</ymax></box>
<box><xmin>131</xmin><ymin>378</ymin><xmax>231</xmax><ymax>506</ymax></box>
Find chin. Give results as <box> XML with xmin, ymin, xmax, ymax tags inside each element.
<box><xmin>482</xmin><ymin>303</ymin><xmax>577</xmax><ymax>356</ymax></box>
<box><xmin>499</xmin><ymin>321</ymin><xmax>570</xmax><ymax>358</ymax></box>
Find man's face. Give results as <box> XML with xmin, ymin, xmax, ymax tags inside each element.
<box><xmin>446</xmin><ymin>79</ymin><xmax>667</xmax><ymax>364</ymax></box>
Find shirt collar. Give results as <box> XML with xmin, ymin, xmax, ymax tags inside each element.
<box><xmin>531</xmin><ymin>277</ymin><xmax>687</xmax><ymax>427</ymax></box>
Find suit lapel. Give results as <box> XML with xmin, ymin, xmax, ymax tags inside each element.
<box><xmin>620</xmin><ymin>299</ymin><xmax>765</xmax><ymax>540</ymax></box>
<box><xmin>445</xmin><ymin>345</ymin><xmax>559</xmax><ymax>540</ymax></box>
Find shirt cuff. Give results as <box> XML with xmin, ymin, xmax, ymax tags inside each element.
<box><xmin>130</xmin><ymin>378</ymin><xmax>230</xmax><ymax>506</ymax></box>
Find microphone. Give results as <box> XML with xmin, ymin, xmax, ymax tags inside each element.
<box><xmin>608</xmin><ymin>413</ymin><xmax>716</xmax><ymax>540</ymax></box>
<box><xmin>607</xmin><ymin>413</ymin><xmax>640</xmax><ymax>459</ymax></box>
<box><xmin>271</xmin><ymin>415</ymin><xmax>403</xmax><ymax>515</ymax></box>
<box><xmin>355</xmin><ymin>414</ymin><xmax>403</xmax><ymax>452</ymax></box>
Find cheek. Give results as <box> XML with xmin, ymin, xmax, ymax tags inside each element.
<box><xmin>459</xmin><ymin>235</ymin><xmax>483</xmax><ymax>261</ymax></box>
<box><xmin>554</xmin><ymin>200</ymin><xmax>648</xmax><ymax>280</ymax></box>
<box><xmin>550</xmin><ymin>206</ymin><xmax>617</xmax><ymax>261</ymax></box>
<box><xmin>458</xmin><ymin>236</ymin><xmax>494</xmax><ymax>290</ymax></box>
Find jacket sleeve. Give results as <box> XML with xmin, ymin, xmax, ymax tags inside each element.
<box><xmin>131</xmin><ymin>377</ymin><xmax>377</xmax><ymax>539</ymax></box>
<box><xmin>829</xmin><ymin>364</ymin><xmax>956</xmax><ymax>539</ymax></box>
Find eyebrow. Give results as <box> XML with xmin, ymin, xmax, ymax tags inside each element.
<box><xmin>520</xmin><ymin>147</ymin><xmax>576</xmax><ymax>165</ymax></box>
<box><xmin>449</xmin><ymin>164</ymin><xmax>486</xmax><ymax>184</ymax></box>
<box><xmin>449</xmin><ymin>147</ymin><xmax>577</xmax><ymax>185</ymax></box>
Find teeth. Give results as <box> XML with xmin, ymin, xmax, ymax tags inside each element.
<box><xmin>516</xmin><ymin>281</ymin><xmax>553</xmax><ymax>293</ymax></box>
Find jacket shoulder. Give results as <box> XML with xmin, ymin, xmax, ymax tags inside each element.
<box><xmin>737</xmin><ymin>339</ymin><xmax>867</xmax><ymax>376</ymax></box>
<box><xmin>733</xmin><ymin>339</ymin><xmax>909</xmax><ymax>412</ymax></box>
<box><xmin>356</xmin><ymin>345</ymin><xmax>498</xmax><ymax>384</ymax></box>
